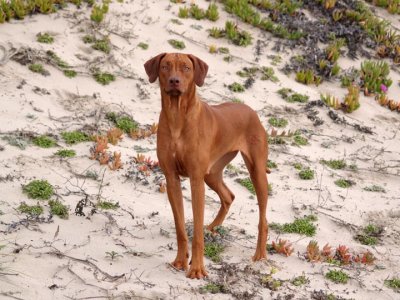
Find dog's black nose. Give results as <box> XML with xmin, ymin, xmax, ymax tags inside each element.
<box><xmin>169</xmin><ymin>77</ymin><xmax>180</xmax><ymax>85</ymax></box>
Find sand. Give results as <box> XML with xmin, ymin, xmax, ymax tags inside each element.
<box><xmin>0</xmin><ymin>1</ymin><xmax>399</xmax><ymax>299</ymax></box>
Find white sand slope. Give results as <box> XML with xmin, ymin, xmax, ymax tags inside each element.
<box><xmin>0</xmin><ymin>1</ymin><xmax>399</xmax><ymax>299</ymax></box>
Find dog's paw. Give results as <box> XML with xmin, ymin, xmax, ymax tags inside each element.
<box><xmin>252</xmin><ymin>251</ymin><xmax>267</xmax><ymax>262</ymax></box>
<box><xmin>171</xmin><ymin>259</ymin><xmax>188</xmax><ymax>271</ymax></box>
<box><xmin>186</xmin><ymin>265</ymin><xmax>208</xmax><ymax>279</ymax></box>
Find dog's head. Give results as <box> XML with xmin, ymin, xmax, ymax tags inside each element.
<box><xmin>144</xmin><ymin>53</ymin><xmax>208</xmax><ymax>96</ymax></box>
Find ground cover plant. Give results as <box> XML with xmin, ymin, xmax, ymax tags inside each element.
<box><xmin>93</xmin><ymin>71</ymin><xmax>115</xmax><ymax>85</ymax></box>
<box><xmin>325</xmin><ymin>269</ymin><xmax>349</xmax><ymax>284</ymax></box>
<box><xmin>18</xmin><ymin>202</ymin><xmax>44</xmax><ymax>216</ymax></box>
<box><xmin>375</xmin><ymin>93</ymin><xmax>400</xmax><ymax>112</ymax></box>
<box><xmin>49</xmin><ymin>199</ymin><xmax>69</xmax><ymax>219</ymax></box>
<box><xmin>384</xmin><ymin>278</ymin><xmax>400</xmax><ymax>292</ymax></box>
<box><xmin>277</xmin><ymin>88</ymin><xmax>309</xmax><ymax>103</ymax></box>
<box><xmin>61</xmin><ymin>131</ymin><xmax>90</xmax><ymax>145</ymax></box>
<box><xmin>23</xmin><ymin>180</ymin><xmax>54</xmax><ymax>200</ymax></box>
<box><xmin>228</xmin><ymin>82</ymin><xmax>245</xmax><ymax>92</ymax></box>
<box><xmin>298</xmin><ymin>167</ymin><xmax>314</xmax><ymax>179</ymax></box>
<box><xmin>293</xmin><ymin>133</ymin><xmax>308</xmax><ymax>146</ymax></box>
<box><xmin>1</xmin><ymin>0</ymin><xmax>400</xmax><ymax>298</ymax></box>
<box><xmin>354</xmin><ymin>224</ymin><xmax>383</xmax><ymax>245</ymax></box>
<box><xmin>36</xmin><ymin>32</ymin><xmax>54</xmax><ymax>44</ymax></box>
<box><xmin>268</xmin><ymin>117</ymin><xmax>288</xmax><ymax>128</ymax></box>
<box><xmin>92</xmin><ymin>38</ymin><xmax>111</xmax><ymax>54</ymax></box>
<box><xmin>177</xmin><ymin>2</ymin><xmax>219</xmax><ymax>21</ymax></box>
<box><xmin>29</xmin><ymin>63</ymin><xmax>49</xmax><ymax>75</ymax></box>
<box><xmin>321</xmin><ymin>159</ymin><xmax>346</xmax><ymax>169</ymax></box>
<box><xmin>269</xmin><ymin>215</ymin><xmax>317</xmax><ymax>236</ymax></box>
<box><xmin>209</xmin><ymin>21</ymin><xmax>253</xmax><ymax>46</ymax></box>
<box><xmin>305</xmin><ymin>241</ymin><xmax>376</xmax><ymax>266</ymax></box>
<box><xmin>55</xmin><ymin>149</ymin><xmax>76</xmax><ymax>158</ymax></box>
<box><xmin>97</xmin><ymin>200</ymin><xmax>119</xmax><ymax>210</ymax></box>
<box><xmin>360</xmin><ymin>60</ymin><xmax>392</xmax><ymax>95</ymax></box>
<box><xmin>168</xmin><ymin>39</ymin><xmax>185</xmax><ymax>49</ymax></box>
<box><xmin>334</xmin><ymin>178</ymin><xmax>355</xmax><ymax>188</ymax></box>
<box><xmin>106</xmin><ymin>112</ymin><xmax>138</xmax><ymax>134</ymax></box>
<box><xmin>223</xmin><ymin>0</ymin><xmax>304</xmax><ymax>40</ymax></box>
<box><xmin>33</xmin><ymin>135</ymin><xmax>56</xmax><ymax>148</ymax></box>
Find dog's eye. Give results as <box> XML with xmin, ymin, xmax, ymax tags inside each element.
<box><xmin>161</xmin><ymin>65</ymin><xmax>169</xmax><ymax>71</ymax></box>
<box><xmin>183</xmin><ymin>66</ymin><xmax>190</xmax><ymax>72</ymax></box>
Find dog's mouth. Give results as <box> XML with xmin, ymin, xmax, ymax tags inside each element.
<box><xmin>165</xmin><ymin>88</ymin><xmax>182</xmax><ymax>97</ymax></box>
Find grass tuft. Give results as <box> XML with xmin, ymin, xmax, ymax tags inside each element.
<box><xmin>49</xmin><ymin>200</ymin><xmax>69</xmax><ymax>219</ymax></box>
<box><xmin>92</xmin><ymin>38</ymin><xmax>111</xmax><ymax>54</ymax></box>
<box><xmin>63</xmin><ymin>69</ymin><xmax>77</xmax><ymax>78</ymax></box>
<box><xmin>204</xmin><ymin>242</ymin><xmax>224</xmax><ymax>263</ymax></box>
<box><xmin>325</xmin><ymin>269</ymin><xmax>349</xmax><ymax>284</ymax></box>
<box><xmin>267</xmin><ymin>160</ymin><xmax>277</xmax><ymax>169</ymax></box>
<box><xmin>291</xmin><ymin>275</ymin><xmax>309</xmax><ymax>286</ymax></box>
<box><xmin>106</xmin><ymin>112</ymin><xmax>139</xmax><ymax>133</ymax></box>
<box><xmin>29</xmin><ymin>63</ymin><xmax>48</xmax><ymax>75</ymax></box>
<box><xmin>237</xmin><ymin>177</ymin><xmax>255</xmax><ymax>194</ymax></box>
<box><xmin>334</xmin><ymin>178</ymin><xmax>355</xmax><ymax>188</ymax></box>
<box><xmin>384</xmin><ymin>278</ymin><xmax>400</xmax><ymax>291</ymax></box>
<box><xmin>269</xmin><ymin>215</ymin><xmax>317</xmax><ymax>236</ymax></box>
<box><xmin>199</xmin><ymin>282</ymin><xmax>227</xmax><ymax>294</ymax></box>
<box><xmin>18</xmin><ymin>203</ymin><xmax>44</xmax><ymax>216</ymax></box>
<box><xmin>299</xmin><ymin>168</ymin><xmax>314</xmax><ymax>180</ymax></box>
<box><xmin>33</xmin><ymin>135</ymin><xmax>56</xmax><ymax>148</ymax></box>
<box><xmin>321</xmin><ymin>159</ymin><xmax>346</xmax><ymax>170</ymax></box>
<box><xmin>228</xmin><ymin>82</ymin><xmax>245</xmax><ymax>92</ymax></box>
<box><xmin>23</xmin><ymin>180</ymin><xmax>54</xmax><ymax>200</ymax></box>
<box><xmin>94</xmin><ymin>72</ymin><xmax>115</xmax><ymax>85</ymax></box>
<box><xmin>61</xmin><ymin>131</ymin><xmax>90</xmax><ymax>145</ymax></box>
<box><xmin>355</xmin><ymin>224</ymin><xmax>382</xmax><ymax>246</ymax></box>
<box><xmin>83</xmin><ymin>35</ymin><xmax>96</xmax><ymax>44</ymax></box>
<box><xmin>168</xmin><ymin>39</ymin><xmax>185</xmax><ymax>49</ymax></box>
<box><xmin>55</xmin><ymin>149</ymin><xmax>76</xmax><ymax>158</ymax></box>
<box><xmin>277</xmin><ymin>88</ymin><xmax>309</xmax><ymax>103</ymax></box>
<box><xmin>97</xmin><ymin>201</ymin><xmax>119</xmax><ymax>210</ymax></box>
<box><xmin>293</xmin><ymin>134</ymin><xmax>308</xmax><ymax>146</ymax></box>
<box><xmin>138</xmin><ymin>42</ymin><xmax>149</xmax><ymax>50</ymax></box>
<box><xmin>36</xmin><ymin>32</ymin><xmax>54</xmax><ymax>44</ymax></box>
<box><xmin>268</xmin><ymin>117</ymin><xmax>288</xmax><ymax>128</ymax></box>
<box><xmin>117</xmin><ymin>117</ymin><xmax>138</xmax><ymax>133</ymax></box>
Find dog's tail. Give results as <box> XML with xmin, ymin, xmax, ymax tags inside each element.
<box><xmin>266</xmin><ymin>167</ymin><xmax>271</xmax><ymax>174</ymax></box>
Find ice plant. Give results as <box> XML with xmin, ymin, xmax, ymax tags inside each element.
<box><xmin>272</xmin><ymin>239</ymin><xmax>294</xmax><ymax>256</ymax></box>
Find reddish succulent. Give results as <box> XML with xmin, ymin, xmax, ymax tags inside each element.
<box><xmin>353</xmin><ymin>251</ymin><xmax>376</xmax><ymax>265</ymax></box>
<box><xmin>272</xmin><ymin>239</ymin><xmax>294</xmax><ymax>257</ymax></box>
<box><xmin>306</xmin><ymin>240</ymin><xmax>321</xmax><ymax>262</ymax></box>
<box><xmin>335</xmin><ymin>245</ymin><xmax>352</xmax><ymax>265</ymax></box>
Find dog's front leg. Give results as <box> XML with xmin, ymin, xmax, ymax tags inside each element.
<box><xmin>166</xmin><ymin>173</ymin><xmax>189</xmax><ymax>271</ymax></box>
<box><xmin>187</xmin><ymin>176</ymin><xmax>208</xmax><ymax>279</ymax></box>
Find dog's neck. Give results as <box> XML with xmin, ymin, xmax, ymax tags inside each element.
<box><xmin>160</xmin><ymin>87</ymin><xmax>200</xmax><ymax>140</ymax></box>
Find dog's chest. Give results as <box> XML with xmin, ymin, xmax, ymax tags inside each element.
<box><xmin>170</xmin><ymin>139</ymin><xmax>189</xmax><ymax>176</ymax></box>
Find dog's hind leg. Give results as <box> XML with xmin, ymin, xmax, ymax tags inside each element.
<box><xmin>204</xmin><ymin>151</ymin><xmax>237</xmax><ymax>231</ymax></box>
<box><xmin>241</xmin><ymin>145</ymin><xmax>269</xmax><ymax>261</ymax></box>
<box><xmin>205</xmin><ymin>173</ymin><xmax>235</xmax><ymax>231</ymax></box>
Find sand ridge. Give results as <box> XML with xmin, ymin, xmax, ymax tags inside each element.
<box><xmin>0</xmin><ymin>0</ymin><xmax>399</xmax><ymax>299</ymax></box>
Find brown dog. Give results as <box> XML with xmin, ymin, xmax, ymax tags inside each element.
<box><xmin>144</xmin><ymin>53</ymin><xmax>269</xmax><ymax>279</ymax></box>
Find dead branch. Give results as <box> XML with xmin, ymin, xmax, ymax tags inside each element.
<box><xmin>0</xmin><ymin>292</ymin><xmax>24</xmax><ymax>300</ymax></box>
<box><xmin>46</xmin><ymin>248</ymin><xmax>126</xmax><ymax>282</ymax></box>
<box><xmin>131</xmin><ymin>269</ymin><xmax>155</xmax><ymax>289</ymax></box>
<box><xmin>66</xmin><ymin>262</ymin><xmax>108</xmax><ymax>293</ymax></box>
<box><xmin>316</xmin><ymin>209</ymin><xmax>359</xmax><ymax>232</ymax></box>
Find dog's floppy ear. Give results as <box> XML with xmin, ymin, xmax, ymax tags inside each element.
<box><xmin>188</xmin><ymin>54</ymin><xmax>208</xmax><ymax>87</ymax></box>
<box><xmin>144</xmin><ymin>53</ymin><xmax>166</xmax><ymax>83</ymax></box>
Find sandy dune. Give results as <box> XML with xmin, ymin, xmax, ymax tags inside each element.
<box><xmin>0</xmin><ymin>0</ymin><xmax>399</xmax><ymax>299</ymax></box>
